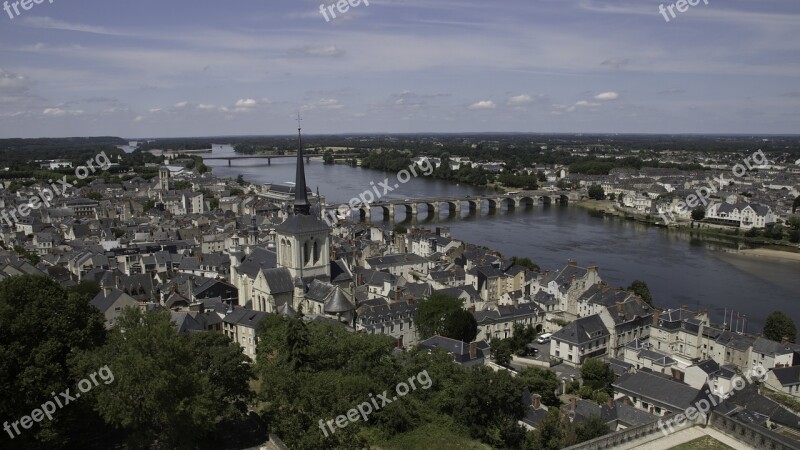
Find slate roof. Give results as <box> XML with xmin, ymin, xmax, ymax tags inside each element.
<box><xmin>237</xmin><ymin>246</ymin><xmax>277</xmax><ymax>278</ymax></box>
<box><xmin>275</xmin><ymin>214</ymin><xmax>330</xmax><ymax>234</ymax></box>
<box><xmin>261</xmin><ymin>267</ymin><xmax>294</xmax><ymax>294</ymax></box>
<box><xmin>613</xmin><ymin>371</ymin><xmax>704</xmax><ymax>412</ymax></box>
<box><xmin>552</xmin><ymin>314</ymin><xmax>609</xmax><ymax>345</ymax></box>
<box><xmin>772</xmin><ymin>366</ymin><xmax>800</xmax><ymax>387</ymax></box>
<box><xmin>90</xmin><ymin>288</ymin><xmax>137</xmax><ymax>314</ymax></box>
<box><xmin>223</xmin><ymin>307</ymin><xmax>269</xmax><ymax>329</ymax></box>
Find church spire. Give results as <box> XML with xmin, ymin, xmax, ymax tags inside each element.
<box><xmin>293</xmin><ymin>112</ymin><xmax>311</xmax><ymax>215</ymax></box>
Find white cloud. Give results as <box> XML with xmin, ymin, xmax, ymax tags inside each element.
<box><xmin>288</xmin><ymin>45</ymin><xmax>345</xmax><ymax>58</ymax></box>
<box><xmin>468</xmin><ymin>100</ymin><xmax>496</xmax><ymax>110</ymax></box>
<box><xmin>42</xmin><ymin>107</ymin><xmax>83</xmax><ymax>116</ymax></box>
<box><xmin>594</xmin><ymin>92</ymin><xmax>619</xmax><ymax>101</ymax></box>
<box><xmin>174</xmin><ymin>101</ymin><xmax>188</xmax><ymax>108</ymax></box>
<box><xmin>235</xmin><ymin>99</ymin><xmax>257</xmax><ymax>108</ymax></box>
<box><xmin>20</xmin><ymin>16</ymin><xmax>120</xmax><ymax>35</ymax></box>
<box><xmin>507</xmin><ymin>94</ymin><xmax>535</xmax><ymax>105</ymax></box>
<box><xmin>196</xmin><ymin>103</ymin><xmax>215</xmax><ymax>110</ymax></box>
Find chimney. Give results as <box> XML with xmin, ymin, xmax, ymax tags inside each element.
<box><xmin>469</xmin><ymin>342</ymin><xmax>477</xmax><ymax>360</ymax></box>
<box><xmin>570</xmin><ymin>397</ymin><xmax>577</xmax><ymax>411</ymax></box>
<box><xmin>652</xmin><ymin>309</ymin><xmax>661</xmax><ymax>326</ymax></box>
<box><xmin>616</xmin><ymin>301</ymin><xmax>623</xmax><ymax>314</ymax></box>
<box><xmin>607</xmin><ymin>397</ymin><xmax>614</xmax><ymax>409</ymax></box>
<box><xmin>533</xmin><ymin>394</ymin><xmax>541</xmax><ymax>409</ymax></box>
<box><xmin>568</xmin><ymin>259</ymin><xmax>577</xmax><ymax>266</ymax></box>
<box><xmin>681</xmin><ymin>304</ymin><xmax>688</xmax><ymax>310</ymax></box>
<box><xmin>782</xmin><ymin>336</ymin><xmax>789</xmax><ymax>345</ymax></box>
<box><xmin>623</xmin><ymin>397</ymin><xmax>631</xmax><ymax>406</ymax></box>
<box><xmin>358</xmin><ymin>273</ymin><xmax>364</xmax><ymax>286</ymax></box>
<box><xmin>395</xmin><ymin>288</ymin><xmax>401</xmax><ymax>302</ymax></box>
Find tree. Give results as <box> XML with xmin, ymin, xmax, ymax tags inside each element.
<box><xmin>67</xmin><ymin>280</ymin><xmax>101</xmax><ymax>300</ymax></box>
<box><xmin>492</xmin><ymin>339</ymin><xmax>513</xmax><ymax>366</ymax></box>
<box><xmin>628</xmin><ymin>280</ymin><xmax>654</xmax><ymax>308</ymax></box>
<box><xmin>323</xmin><ymin>150</ymin><xmax>334</xmax><ymax>165</ymax></box>
<box><xmin>236</xmin><ymin>174</ymin><xmax>247</xmax><ymax>185</ymax></box>
<box><xmin>518</xmin><ymin>367</ymin><xmax>560</xmax><ymax>406</ymax></box>
<box><xmin>793</xmin><ymin>195</ymin><xmax>800</xmax><ymax>213</ymax></box>
<box><xmin>0</xmin><ymin>276</ymin><xmax>106</xmax><ymax>446</ymax></box>
<box><xmin>75</xmin><ymin>308</ymin><xmax>253</xmax><ymax>448</ymax></box>
<box><xmin>450</xmin><ymin>367</ymin><xmax>526</xmax><ymax>445</ymax></box>
<box><xmin>442</xmin><ymin>309</ymin><xmax>478</xmax><ymax>343</ymax></box>
<box><xmin>691</xmin><ymin>207</ymin><xmax>706</xmax><ymax>221</ymax></box>
<box><xmin>588</xmin><ymin>185</ymin><xmax>605</xmax><ymax>200</ymax></box>
<box><xmin>86</xmin><ymin>192</ymin><xmax>103</xmax><ymax>201</ymax></box>
<box><xmin>511</xmin><ymin>256</ymin><xmax>540</xmax><ymax>272</ymax></box>
<box><xmin>393</xmin><ymin>224</ymin><xmax>408</xmax><ymax>234</ymax></box>
<box><xmin>532</xmin><ymin>407</ymin><xmax>565</xmax><ymax>450</ymax></box>
<box><xmin>415</xmin><ymin>293</ymin><xmax>465</xmax><ymax>339</ymax></box>
<box><xmin>576</xmin><ymin>415</ymin><xmax>610</xmax><ymax>443</ymax></box>
<box><xmin>580</xmin><ymin>358</ymin><xmax>615</xmax><ymax>395</ymax></box>
<box><xmin>764</xmin><ymin>311</ymin><xmax>797</xmax><ymax>343</ymax></box>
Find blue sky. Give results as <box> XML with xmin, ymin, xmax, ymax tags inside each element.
<box><xmin>0</xmin><ymin>0</ymin><xmax>798</xmax><ymax>137</ymax></box>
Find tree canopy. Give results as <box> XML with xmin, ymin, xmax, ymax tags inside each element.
<box><xmin>415</xmin><ymin>293</ymin><xmax>477</xmax><ymax>342</ymax></box>
<box><xmin>764</xmin><ymin>311</ymin><xmax>797</xmax><ymax>343</ymax></box>
<box><xmin>628</xmin><ymin>280</ymin><xmax>654</xmax><ymax>308</ymax></box>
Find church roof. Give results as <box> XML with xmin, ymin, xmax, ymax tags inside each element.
<box><xmin>324</xmin><ymin>287</ymin><xmax>355</xmax><ymax>313</ymax></box>
<box><xmin>275</xmin><ymin>214</ymin><xmax>330</xmax><ymax>234</ymax></box>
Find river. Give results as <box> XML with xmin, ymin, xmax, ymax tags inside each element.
<box><xmin>204</xmin><ymin>144</ymin><xmax>800</xmax><ymax>336</ymax></box>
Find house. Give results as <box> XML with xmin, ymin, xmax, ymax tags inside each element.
<box><xmin>765</xmin><ymin>366</ymin><xmax>800</xmax><ymax>399</ymax></box>
<box><xmin>90</xmin><ymin>288</ymin><xmax>139</xmax><ymax>329</ymax></box>
<box><xmin>222</xmin><ymin>307</ymin><xmax>269</xmax><ymax>360</ymax></box>
<box><xmin>473</xmin><ymin>303</ymin><xmax>545</xmax><ymax>342</ymax></box>
<box><xmin>356</xmin><ymin>297</ymin><xmax>418</xmax><ymax>348</ymax></box>
<box><xmin>750</xmin><ymin>337</ymin><xmax>799</xmax><ymax>371</ymax></box>
<box><xmin>612</xmin><ymin>371</ymin><xmax>709</xmax><ymax>418</ymax></box>
<box><xmin>549</xmin><ymin>314</ymin><xmax>610</xmax><ymax>367</ymax></box>
<box><xmin>598</xmin><ymin>298</ymin><xmax>653</xmax><ymax>358</ymax></box>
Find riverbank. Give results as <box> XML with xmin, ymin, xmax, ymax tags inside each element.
<box><xmin>571</xmin><ymin>199</ymin><xmax>800</xmax><ymax>259</ymax></box>
<box><xmin>737</xmin><ymin>248</ymin><xmax>800</xmax><ymax>263</ymax></box>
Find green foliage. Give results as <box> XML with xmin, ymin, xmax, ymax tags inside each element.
<box><xmin>67</xmin><ymin>280</ymin><xmax>101</xmax><ymax>300</ymax></box>
<box><xmin>793</xmin><ymin>195</ymin><xmax>800</xmax><ymax>213</ymax></box>
<box><xmin>517</xmin><ymin>367</ymin><xmax>560</xmax><ymax>406</ymax></box>
<box><xmin>498</xmin><ymin>173</ymin><xmax>538</xmax><ymax>190</ymax></box>
<box><xmin>510</xmin><ymin>256</ymin><xmax>540</xmax><ymax>272</ymax></box>
<box><xmin>230</xmin><ymin>187</ymin><xmax>244</xmax><ymax>196</ymax></box>
<box><xmin>531</xmin><ymin>407</ymin><xmax>565</xmax><ymax>450</ymax></box>
<box><xmin>588</xmin><ymin>185</ymin><xmax>605</xmax><ymax>200</ymax></box>
<box><xmin>323</xmin><ymin>150</ymin><xmax>335</xmax><ymax>165</ymax></box>
<box><xmin>691</xmin><ymin>207</ymin><xmax>706</xmax><ymax>221</ymax></box>
<box><xmin>764</xmin><ymin>311</ymin><xmax>797</xmax><ymax>343</ymax></box>
<box><xmin>0</xmin><ymin>275</ymin><xmax>106</xmax><ymax>446</ymax></box>
<box><xmin>394</xmin><ymin>224</ymin><xmax>408</xmax><ymax>234</ymax></box>
<box><xmin>580</xmin><ymin>358</ymin><xmax>616</xmax><ymax>395</ymax></box>
<box><xmin>491</xmin><ymin>339</ymin><xmax>513</xmax><ymax>366</ymax></box>
<box><xmin>415</xmin><ymin>293</ymin><xmax>470</xmax><ymax>340</ymax></box>
<box><xmin>85</xmin><ymin>192</ymin><xmax>103</xmax><ymax>201</ymax></box>
<box><xmin>236</xmin><ymin>174</ymin><xmax>247</xmax><ymax>185</ymax></box>
<box><xmin>142</xmin><ymin>200</ymin><xmax>156</xmax><ymax>212</ymax></box>
<box><xmin>744</xmin><ymin>227</ymin><xmax>760</xmax><ymax>238</ymax></box>
<box><xmin>442</xmin><ymin>309</ymin><xmax>478</xmax><ymax>343</ymax></box>
<box><xmin>575</xmin><ymin>415</ymin><xmax>610</xmax><ymax>443</ymax></box>
<box><xmin>13</xmin><ymin>245</ymin><xmax>40</xmax><ymax>265</ymax></box>
<box><xmin>209</xmin><ymin>198</ymin><xmax>220</xmax><ymax>209</ymax></box>
<box><xmin>628</xmin><ymin>280</ymin><xmax>654</xmax><ymax>308</ymax></box>
<box><xmin>173</xmin><ymin>180</ymin><xmax>192</xmax><ymax>190</ymax></box>
<box><xmin>75</xmin><ymin>308</ymin><xmax>253</xmax><ymax>448</ymax></box>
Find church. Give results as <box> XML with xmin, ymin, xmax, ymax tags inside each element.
<box><xmin>230</xmin><ymin>123</ymin><xmax>356</xmax><ymax>325</ymax></box>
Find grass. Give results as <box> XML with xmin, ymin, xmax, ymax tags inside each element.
<box><xmin>668</xmin><ymin>436</ymin><xmax>735</xmax><ymax>450</ymax></box>
<box><xmin>375</xmin><ymin>423</ymin><xmax>492</xmax><ymax>450</ymax></box>
<box><xmin>761</xmin><ymin>388</ymin><xmax>800</xmax><ymax>414</ymax></box>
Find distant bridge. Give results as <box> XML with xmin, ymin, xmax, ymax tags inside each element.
<box><xmin>325</xmin><ymin>191</ymin><xmax>579</xmax><ymax>222</ymax></box>
<box><xmin>202</xmin><ymin>153</ymin><xmax>360</xmax><ymax>166</ymax></box>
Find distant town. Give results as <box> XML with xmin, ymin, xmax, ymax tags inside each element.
<box><xmin>0</xmin><ymin>134</ymin><xmax>798</xmax><ymax>449</ymax></box>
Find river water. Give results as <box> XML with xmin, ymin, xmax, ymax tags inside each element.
<box><xmin>204</xmin><ymin>145</ymin><xmax>800</xmax><ymax>336</ymax></box>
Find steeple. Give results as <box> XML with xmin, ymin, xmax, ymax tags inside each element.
<box><xmin>293</xmin><ymin>112</ymin><xmax>310</xmax><ymax>215</ymax></box>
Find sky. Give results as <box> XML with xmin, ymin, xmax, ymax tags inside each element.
<box><xmin>0</xmin><ymin>0</ymin><xmax>798</xmax><ymax>138</ymax></box>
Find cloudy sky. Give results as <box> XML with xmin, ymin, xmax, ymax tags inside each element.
<box><xmin>0</xmin><ymin>0</ymin><xmax>798</xmax><ymax>138</ymax></box>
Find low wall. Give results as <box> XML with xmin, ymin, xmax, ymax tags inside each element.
<box><xmin>709</xmin><ymin>411</ymin><xmax>798</xmax><ymax>450</ymax></box>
